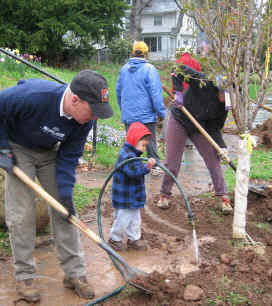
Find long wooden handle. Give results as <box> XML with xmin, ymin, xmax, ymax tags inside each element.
<box><xmin>162</xmin><ymin>85</ymin><xmax>231</xmax><ymax>164</ymax></box>
<box><xmin>13</xmin><ymin>166</ymin><xmax>102</xmax><ymax>244</ymax></box>
<box><xmin>259</xmin><ymin>103</ymin><xmax>272</xmax><ymax>113</ymax></box>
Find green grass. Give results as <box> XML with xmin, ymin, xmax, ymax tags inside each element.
<box><xmin>253</xmin><ymin>222</ymin><xmax>272</xmax><ymax>232</ymax></box>
<box><xmin>223</xmin><ymin>147</ymin><xmax>272</xmax><ymax>192</ymax></box>
<box><xmin>92</xmin><ymin>143</ymin><xmax>121</xmax><ymax>168</ymax></box>
<box><xmin>73</xmin><ymin>184</ymin><xmax>101</xmax><ymax>212</ymax></box>
<box><xmin>0</xmin><ymin>229</ymin><xmax>10</xmax><ymax>254</ymax></box>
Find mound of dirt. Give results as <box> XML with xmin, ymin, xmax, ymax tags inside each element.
<box><xmin>252</xmin><ymin>118</ymin><xmax>272</xmax><ymax>148</ymax></box>
<box><xmin>100</xmin><ymin>192</ymin><xmax>272</xmax><ymax>305</ymax></box>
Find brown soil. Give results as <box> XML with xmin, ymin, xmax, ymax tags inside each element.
<box><xmin>223</xmin><ymin>117</ymin><xmax>272</xmax><ymax>148</ymax></box>
<box><xmin>252</xmin><ymin>118</ymin><xmax>272</xmax><ymax>148</ymax></box>
<box><xmin>224</xmin><ymin>118</ymin><xmax>272</xmax><ymax>150</ymax></box>
<box><xmin>99</xmin><ymin>190</ymin><xmax>272</xmax><ymax>305</ymax></box>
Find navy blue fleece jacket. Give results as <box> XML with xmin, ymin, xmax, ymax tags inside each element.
<box><xmin>0</xmin><ymin>79</ymin><xmax>93</xmax><ymax>200</ymax></box>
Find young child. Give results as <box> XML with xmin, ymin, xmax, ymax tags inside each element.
<box><xmin>108</xmin><ymin>122</ymin><xmax>156</xmax><ymax>251</ymax></box>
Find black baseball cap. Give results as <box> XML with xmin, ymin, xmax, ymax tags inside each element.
<box><xmin>70</xmin><ymin>70</ymin><xmax>114</xmax><ymax>119</ymax></box>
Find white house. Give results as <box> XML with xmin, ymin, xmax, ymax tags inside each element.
<box><xmin>138</xmin><ymin>0</ymin><xmax>196</xmax><ymax>60</ymax></box>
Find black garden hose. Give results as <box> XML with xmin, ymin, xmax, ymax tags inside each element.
<box><xmin>84</xmin><ymin>158</ymin><xmax>195</xmax><ymax>305</ymax></box>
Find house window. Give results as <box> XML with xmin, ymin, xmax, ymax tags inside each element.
<box><xmin>154</xmin><ymin>15</ymin><xmax>162</xmax><ymax>26</ymax></box>
<box><xmin>144</xmin><ymin>36</ymin><xmax>162</xmax><ymax>52</ymax></box>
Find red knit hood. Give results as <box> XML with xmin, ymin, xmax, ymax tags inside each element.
<box><xmin>174</xmin><ymin>53</ymin><xmax>201</xmax><ymax>92</ymax></box>
<box><xmin>126</xmin><ymin>122</ymin><xmax>152</xmax><ymax>147</ymax></box>
<box><xmin>176</xmin><ymin>52</ymin><xmax>201</xmax><ymax>71</ymax></box>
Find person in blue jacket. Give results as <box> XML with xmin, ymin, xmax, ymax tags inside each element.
<box><xmin>108</xmin><ymin>122</ymin><xmax>156</xmax><ymax>251</ymax></box>
<box><xmin>116</xmin><ymin>41</ymin><xmax>166</xmax><ymax>176</ymax></box>
<box><xmin>0</xmin><ymin>70</ymin><xmax>113</xmax><ymax>302</ymax></box>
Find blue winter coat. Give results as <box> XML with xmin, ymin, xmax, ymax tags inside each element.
<box><xmin>116</xmin><ymin>58</ymin><xmax>166</xmax><ymax>124</ymax></box>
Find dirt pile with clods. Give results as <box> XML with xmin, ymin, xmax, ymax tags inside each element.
<box><xmin>100</xmin><ymin>191</ymin><xmax>272</xmax><ymax>305</ymax></box>
<box><xmin>252</xmin><ymin>118</ymin><xmax>272</xmax><ymax>148</ymax></box>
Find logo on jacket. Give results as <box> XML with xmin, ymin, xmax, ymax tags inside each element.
<box><xmin>41</xmin><ymin>126</ymin><xmax>65</xmax><ymax>141</ymax></box>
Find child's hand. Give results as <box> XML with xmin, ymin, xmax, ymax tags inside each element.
<box><xmin>147</xmin><ymin>158</ymin><xmax>156</xmax><ymax>169</ymax></box>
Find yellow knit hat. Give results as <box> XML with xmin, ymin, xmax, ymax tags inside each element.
<box><xmin>132</xmin><ymin>41</ymin><xmax>149</xmax><ymax>56</ymax></box>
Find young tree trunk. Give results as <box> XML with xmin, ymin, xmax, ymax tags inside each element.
<box><xmin>232</xmin><ymin>137</ymin><xmax>251</xmax><ymax>238</ymax></box>
<box><xmin>128</xmin><ymin>0</ymin><xmax>152</xmax><ymax>41</ymax></box>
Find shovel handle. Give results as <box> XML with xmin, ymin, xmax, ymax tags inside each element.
<box><xmin>162</xmin><ymin>86</ymin><xmax>231</xmax><ymax>164</ymax></box>
<box><xmin>13</xmin><ymin>166</ymin><xmax>101</xmax><ymax>244</ymax></box>
<box><xmin>260</xmin><ymin>104</ymin><xmax>272</xmax><ymax>113</ymax></box>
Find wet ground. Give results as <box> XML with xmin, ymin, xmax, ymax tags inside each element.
<box><xmin>0</xmin><ymin>133</ymin><xmax>271</xmax><ymax>305</ymax></box>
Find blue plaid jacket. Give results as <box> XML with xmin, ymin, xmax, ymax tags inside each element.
<box><xmin>112</xmin><ymin>142</ymin><xmax>150</xmax><ymax>209</ymax></box>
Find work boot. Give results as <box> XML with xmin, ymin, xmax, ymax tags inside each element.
<box><xmin>108</xmin><ymin>239</ymin><xmax>127</xmax><ymax>251</ymax></box>
<box><xmin>63</xmin><ymin>276</ymin><xmax>95</xmax><ymax>299</ymax></box>
<box><xmin>157</xmin><ymin>194</ymin><xmax>169</xmax><ymax>209</ymax></box>
<box><xmin>16</xmin><ymin>278</ymin><xmax>41</xmax><ymax>303</ymax></box>
<box><xmin>127</xmin><ymin>239</ymin><xmax>148</xmax><ymax>251</ymax></box>
<box><xmin>217</xmin><ymin>195</ymin><xmax>233</xmax><ymax>215</ymax></box>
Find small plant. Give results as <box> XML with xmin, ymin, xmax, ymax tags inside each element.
<box><xmin>209</xmin><ymin>276</ymin><xmax>250</xmax><ymax>305</ymax></box>
<box><xmin>225</xmin><ymin>291</ymin><xmax>250</xmax><ymax>304</ymax></box>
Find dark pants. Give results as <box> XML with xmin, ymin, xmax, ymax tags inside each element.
<box><xmin>160</xmin><ymin>112</ymin><xmax>227</xmax><ymax>196</ymax></box>
<box><xmin>125</xmin><ymin>122</ymin><xmax>160</xmax><ymax>160</ymax></box>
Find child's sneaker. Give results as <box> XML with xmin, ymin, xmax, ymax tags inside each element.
<box><xmin>151</xmin><ymin>166</ymin><xmax>164</xmax><ymax>176</ymax></box>
<box><xmin>127</xmin><ymin>239</ymin><xmax>148</xmax><ymax>251</ymax></box>
<box><xmin>108</xmin><ymin>239</ymin><xmax>127</xmax><ymax>251</ymax></box>
<box><xmin>157</xmin><ymin>194</ymin><xmax>169</xmax><ymax>209</ymax></box>
<box><xmin>218</xmin><ymin>195</ymin><xmax>233</xmax><ymax>215</ymax></box>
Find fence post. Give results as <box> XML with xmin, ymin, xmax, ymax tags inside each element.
<box><xmin>97</xmin><ymin>50</ymin><xmax>100</xmax><ymax>64</ymax></box>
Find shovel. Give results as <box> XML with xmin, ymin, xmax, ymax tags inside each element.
<box><xmin>162</xmin><ymin>86</ymin><xmax>267</xmax><ymax>196</ymax></box>
<box><xmin>12</xmin><ymin>165</ymin><xmax>152</xmax><ymax>294</ymax></box>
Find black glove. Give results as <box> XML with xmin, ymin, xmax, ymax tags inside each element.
<box><xmin>62</xmin><ymin>197</ymin><xmax>76</xmax><ymax>219</ymax></box>
<box><xmin>0</xmin><ymin>149</ymin><xmax>16</xmax><ymax>173</ymax></box>
<box><xmin>171</xmin><ymin>67</ymin><xmax>184</xmax><ymax>92</ymax></box>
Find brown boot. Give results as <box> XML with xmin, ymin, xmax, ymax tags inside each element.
<box><xmin>16</xmin><ymin>278</ymin><xmax>41</xmax><ymax>303</ymax></box>
<box><xmin>127</xmin><ymin>239</ymin><xmax>148</xmax><ymax>251</ymax></box>
<box><xmin>63</xmin><ymin>276</ymin><xmax>95</xmax><ymax>299</ymax></box>
<box><xmin>108</xmin><ymin>239</ymin><xmax>127</xmax><ymax>251</ymax></box>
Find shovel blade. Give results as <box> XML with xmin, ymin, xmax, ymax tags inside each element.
<box><xmin>128</xmin><ymin>279</ymin><xmax>153</xmax><ymax>295</ymax></box>
<box><xmin>124</xmin><ymin>267</ymin><xmax>153</xmax><ymax>295</ymax></box>
<box><xmin>249</xmin><ymin>183</ymin><xmax>267</xmax><ymax>196</ymax></box>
